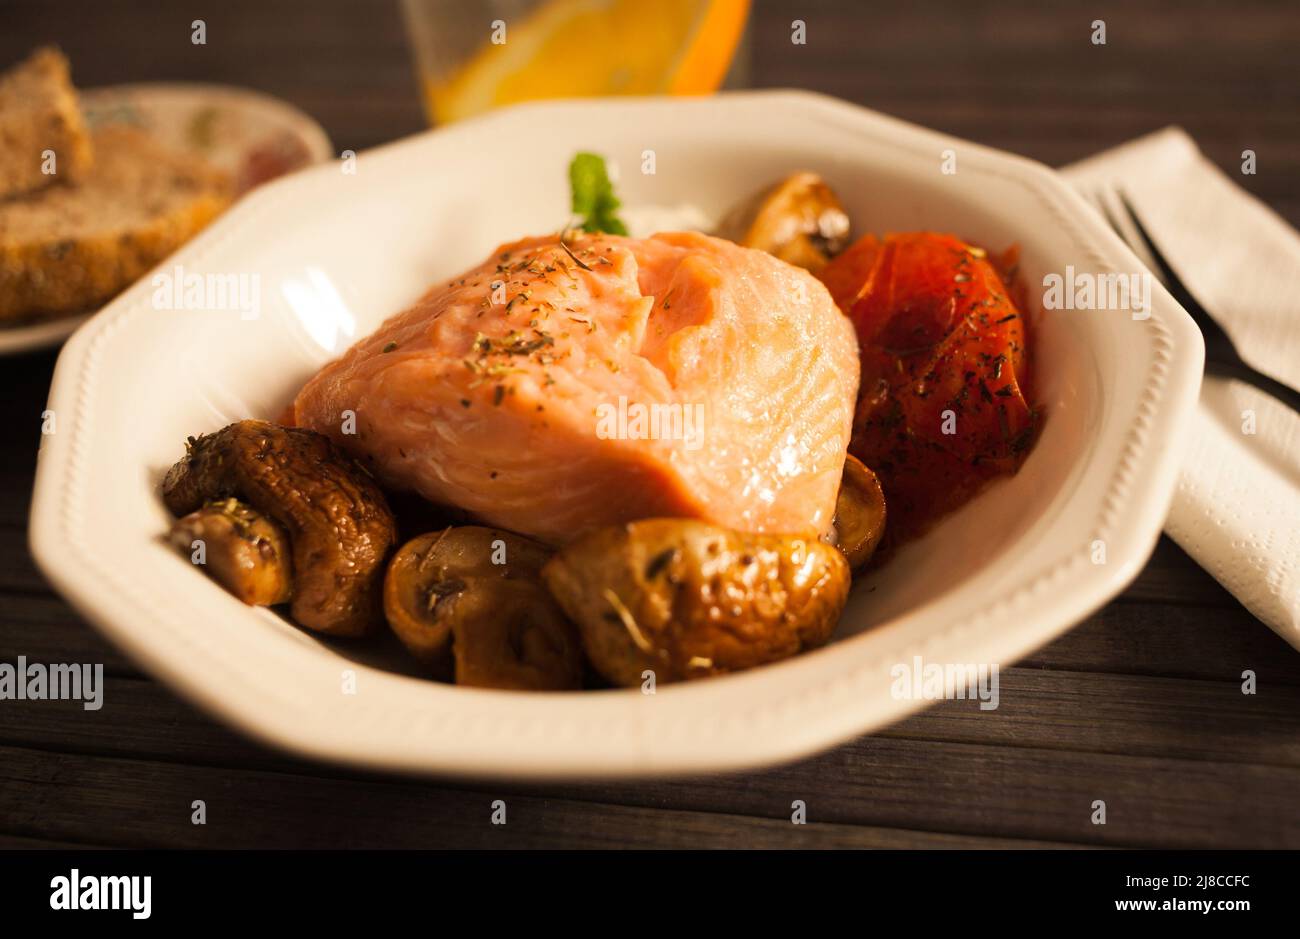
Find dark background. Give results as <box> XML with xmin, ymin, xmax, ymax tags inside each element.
<box><xmin>1</xmin><ymin>0</ymin><xmax>1298</xmax><ymax>848</ymax></box>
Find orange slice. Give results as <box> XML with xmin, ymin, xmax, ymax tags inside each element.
<box><xmin>425</xmin><ymin>0</ymin><xmax>750</xmax><ymax>124</ymax></box>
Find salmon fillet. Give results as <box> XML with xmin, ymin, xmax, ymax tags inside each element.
<box><xmin>292</xmin><ymin>231</ymin><xmax>859</xmax><ymax>544</ymax></box>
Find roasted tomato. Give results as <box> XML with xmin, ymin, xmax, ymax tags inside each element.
<box><xmin>819</xmin><ymin>232</ymin><xmax>1037</xmax><ymax>545</ymax></box>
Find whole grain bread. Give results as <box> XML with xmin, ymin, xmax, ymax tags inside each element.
<box><xmin>0</xmin><ymin>46</ymin><xmax>93</xmax><ymax>199</ymax></box>
<box><xmin>0</xmin><ymin>124</ymin><xmax>233</xmax><ymax>322</ymax></box>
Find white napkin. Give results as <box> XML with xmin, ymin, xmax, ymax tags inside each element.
<box><xmin>1062</xmin><ymin>128</ymin><xmax>1300</xmax><ymax>649</ymax></box>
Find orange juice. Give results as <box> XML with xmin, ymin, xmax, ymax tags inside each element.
<box><xmin>401</xmin><ymin>0</ymin><xmax>750</xmax><ymax>125</ymax></box>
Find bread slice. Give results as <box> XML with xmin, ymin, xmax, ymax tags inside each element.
<box><xmin>0</xmin><ymin>124</ymin><xmax>233</xmax><ymax>322</ymax></box>
<box><xmin>0</xmin><ymin>47</ymin><xmax>93</xmax><ymax>199</ymax></box>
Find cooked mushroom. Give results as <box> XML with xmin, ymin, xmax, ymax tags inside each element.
<box><xmin>162</xmin><ymin>420</ymin><xmax>397</xmax><ymax>637</ymax></box>
<box><xmin>542</xmin><ymin>519</ymin><xmax>850</xmax><ymax>687</ymax></box>
<box><xmin>834</xmin><ymin>454</ymin><xmax>887</xmax><ymax>570</ymax></box>
<box><xmin>167</xmin><ymin>498</ymin><xmax>293</xmax><ymax>606</ymax></box>
<box><xmin>714</xmin><ymin>171</ymin><xmax>851</xmax><ymax>272</ymax></box>
<box><xmin>383</xmin><ymin>527</ymin><xmax>583</xmax><ymax>691</ymax></box>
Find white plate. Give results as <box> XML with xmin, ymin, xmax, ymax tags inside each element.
<box><xmin>0</xmin><ymin>313</ymin><xmax>94</xmax><ymax>356</ymax></box>
<box><xmin>29</xmin><ymin>91</ymin><xmax>1203</xmax><ymax>780</ymax></box>
<box><xmin>0</xmin><ymin>82</ymin><xmax>332</xmax><ymax>356</ymax></box>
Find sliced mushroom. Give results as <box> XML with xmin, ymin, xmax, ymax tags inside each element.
<box><xmin>715</xmin><ymin>172</ymin><xmax>851</xmax><ymax>272</ymax></box>
<box><xmin>162</xmin><ymin>420</ymin><xmax>398</xmax><ymax>637</ymax></box>
<box><xmin>542</xmin><ymin>519</ymin><xmax>850</xmax><ymax>687</ymax></box>
<box><xmin>383</xmin><ymin>527</ymin><xmax>583</xmax><ymax>691</ymax></box>
<box><xmin>834</xmin><ymin>454</ymin><xmax>887</xmax><ymax>570</ymax></box>
<box><xmin>167</xmin><ymin>498</ymin><xmax>293</xmax><ymax>606</ymax></box>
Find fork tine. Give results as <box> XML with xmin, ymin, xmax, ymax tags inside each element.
<box><xmin>1094</xmin><ymin>188</ymin><xmax>1162</xmax><ymax>279</ymax></box>
<box><xmin>1107</xmin><ymin>192</ymin><xmax>1300</xmax><ymax>407</ymax></box>
<box><xmin>1114</xmin><ymin>191</ymin><xmax>1206</xmax><ymax>317</ymax></box>
<box><xmin>1094</xmin><ymin>189</ymin><xmax>1128</xmax><ymax>247</ymax></box>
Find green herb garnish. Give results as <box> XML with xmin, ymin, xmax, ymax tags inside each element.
<box><xmin>568</xmin><ymin>152</ymin><xmax>628</xmax><ymax>235</ymax></box>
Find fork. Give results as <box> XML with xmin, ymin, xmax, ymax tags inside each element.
<box><xmin>1094</xmin><ymin>189</ymin><xmax>1300</xmax><ymax>413</ymax></box>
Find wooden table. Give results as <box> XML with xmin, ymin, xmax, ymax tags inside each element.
<box><xmin>3</xmin><ymin>0</ymin><xmax>1298</xmax><ymax>849</ymax></box>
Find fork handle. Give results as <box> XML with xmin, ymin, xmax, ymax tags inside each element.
<box><xmin>1206</xmin><ymin>358</ymin><xmax>1300</xmax><ymax>414</ymax></box>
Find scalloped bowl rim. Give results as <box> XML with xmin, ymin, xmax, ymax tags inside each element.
<box><xmin>29</xmin><ymin>91</ymin><xmax>1203</xmax><ymax>780</ymax></box>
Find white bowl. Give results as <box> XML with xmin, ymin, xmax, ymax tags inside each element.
<box><xmin>29</xmin><ymin>91</ymin><xmax>1203</xmax><ymax>779</ymax></box>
